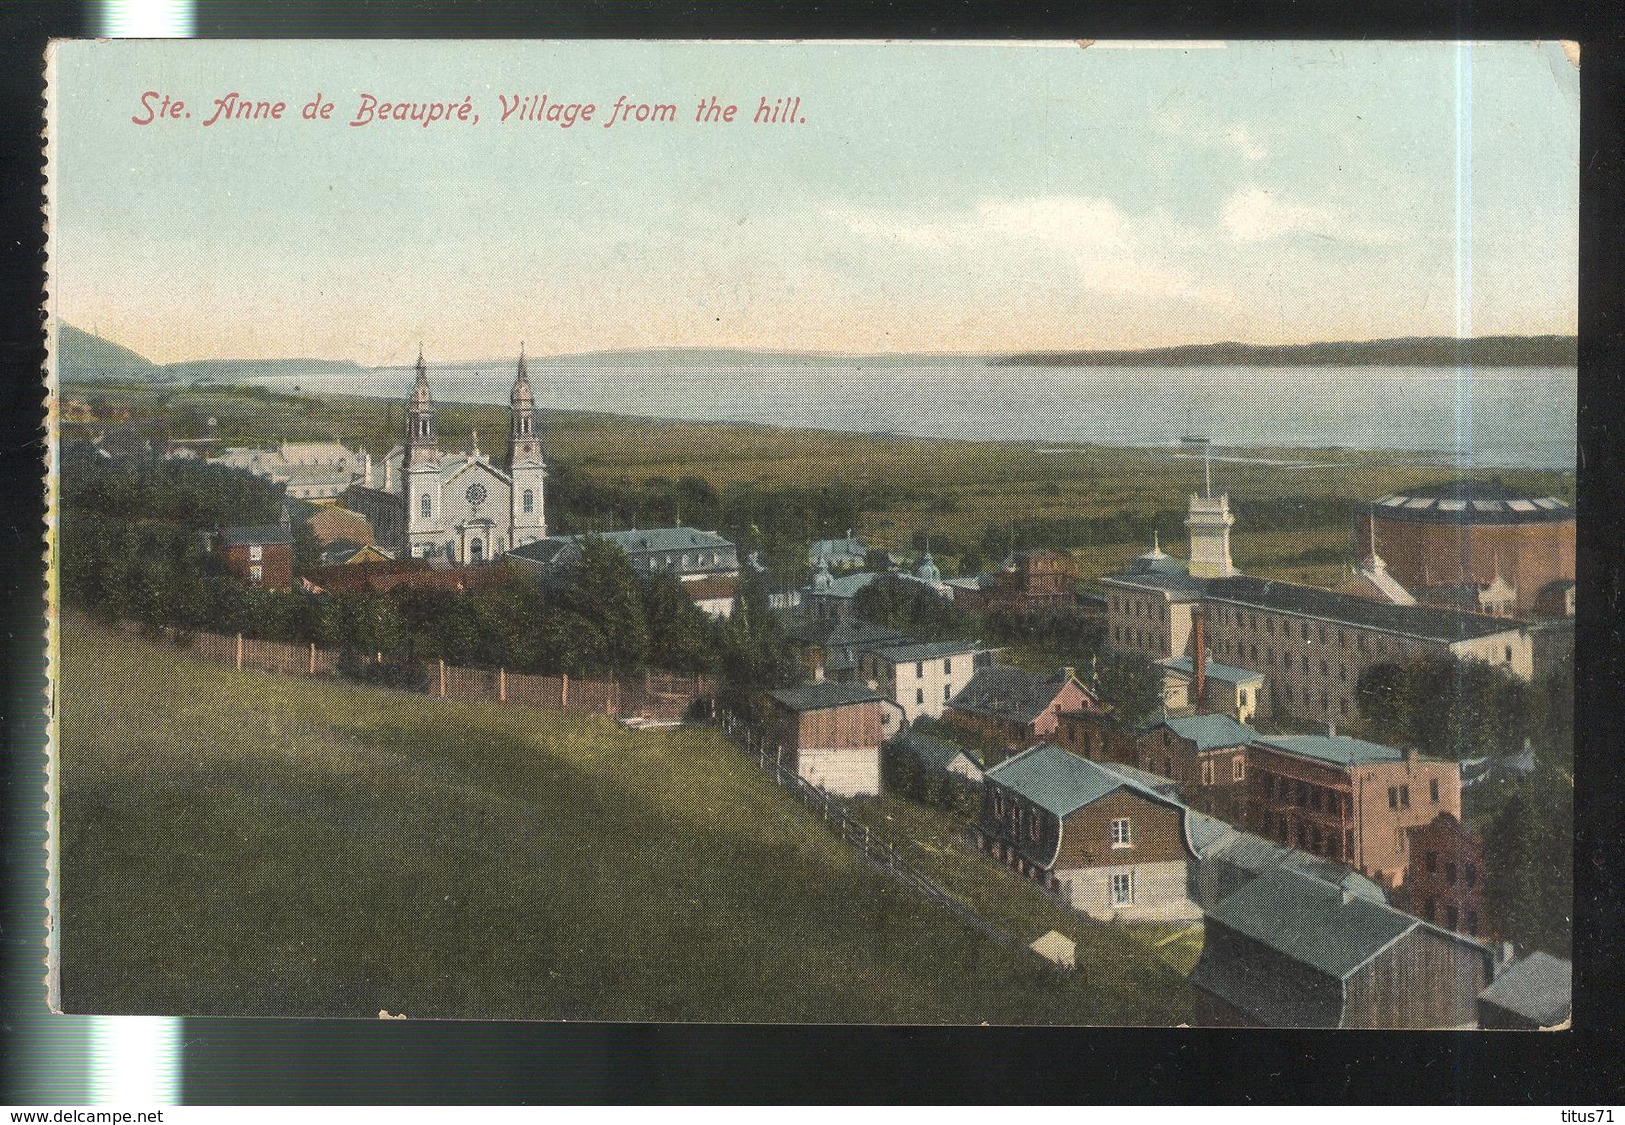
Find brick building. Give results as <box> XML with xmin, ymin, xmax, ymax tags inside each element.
<box><xmin>1243</xmin><ymin>731</ymin><xmax>1462</xmax><ymax>889</ymax></box>
<box><xmin>944</xmin><ymin>665</ymin><xmax>1101</xmax><ymax>763</ymax></box>
<box><xmin>1403</xmin><ymin>811</ymin><xmax>1490</xmax><ymax>939</ymax></box>
<box><xmin>211</xmin><ymin>525</ymin><xmax>293</xmax><ymax>592</ymax></box>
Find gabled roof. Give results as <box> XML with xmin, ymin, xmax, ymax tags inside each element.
<box><xmin>599</xmin><ymin>527</ymin><xmax>734</xmax><ymax>554</ymax></box>
<box><xmin>1478</xmin><ymin>951</ymin><xmax>1571</xmax><ymax>1027</ymax></box>
<box><xmin>220</xmin><ymin>525</ymin><xmax>293</xmax><ymax>547</ymax></box>
<box><xmin>896</xmin><ymin>731</ymin><xmax>982</xmax><ymax>774</ymax></box>
<box><xmin>1185</xmin><ymin>812</ymin><xmax>1388</xmax><ymax>904</ymax></box>
<box><xmin>779</xmin><ymin>615</ymin><xmax>912</xmax><ymax>652</ymax></box>
<box><xmin>769</xmin><ymin>681</ymin><xmax>884</xmax><ymax>712</ymax></box>
<box><xmin>1159</xmin><ymin>713</ymin><xmax>1256</xmax><ymax>752</ymax></box>
<box><xmin>985</xmin><ymin>743</ymin><xmax>1176</xmax><ymax>819</ymax></box>
<box><xmin>506</xmin><ymin>537</ymin><xmax>580</xmax><ymax>567</ymax></box>
<box><xmin>1250</xmin><ymin>732</ymin><xmax>1406</xmax><ymax>767</ymax></box>
<box><xmin>810</xmin><ymin>535</ymin><xmax>868</xmax><ymax>558</ymax></box>
<box><xmin>1206</xmin><ymin>867</ymin><xmax>1419</xmax><ymax>979</ymax></box>
<box><xmin>948</xmin><ymin>666</ymin><xmax>1088</xmax><ymax>726</ymax></box>
<box><xmin>815</xmin><ymin>570</ymin><xmax>884</xmax><ymax>599</ymax></box>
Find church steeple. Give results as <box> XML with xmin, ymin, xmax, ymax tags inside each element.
<box><xmin>403</xmin><ymin>345</ymin><xmax>438</xmax><ymax>469</ymax></box>
<box><xmin>506</xmin><ymin>343</ymin><xmax>544</xmax><ymax>469</ymax></box>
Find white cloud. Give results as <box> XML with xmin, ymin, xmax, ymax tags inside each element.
<box><xmin>1220</xmin><ymin>186</ymin><xmax>1397</xmax><ymax>244</ymax></box>
<box><xmin>1224</xmin><ymin>125</ymin><xmax>1268</xmax><ymax>161</ymax></box>
<box><xmin>831</xmin><ymin>195</ymin><xmax>1231</xmax><ymax>304</ymax></box>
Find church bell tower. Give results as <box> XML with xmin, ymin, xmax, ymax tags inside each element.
<box><xmin>506</xmin><ymin>344</ymin><xmax>547</xmax><ymax>545</ymax></box>
<box><xmin>403</xmin><ymin>346</ymin><xmax>445</xmax><ymax>557</ymax></box>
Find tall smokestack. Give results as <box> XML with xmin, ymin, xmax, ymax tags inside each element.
<box><xmin>1192</xmin><ymin>611</ymin><xmax>1207</xmax><ymax>710</ymax></box>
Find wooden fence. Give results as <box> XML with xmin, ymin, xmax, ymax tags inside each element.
<box><xmin>718</xmin><ymin>709</ymin><xmax>1028</xmax><ymax>957</ymax></box>
<box><xmin>163</xmin><ymin>626</ymin><xmax>713</xmax><ymax>722</ymax></box>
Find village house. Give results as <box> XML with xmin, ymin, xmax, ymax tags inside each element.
<box><xmin>856</xmin><ymin>639</ymin><xmax>991</xmax><ymax>724</ymax></box>
<box><xmin>1477</xmin><ymin>951</ymin><xmax>1571</xmax><ymax>1030</ymax></box>
<box><xmin>890</xmin><ymin>729</ymin><xmax>984</xmax><ymax>784</ymax></box>
<box><xmin>950</xmin><ymin>548</ymin><xmax>1076</xmax><ymax>612</ymax></box>
<box><xmin>507</xmin><ymin>526</ymin><xmax>741</xmax><ymax>619</ymax></box>
<box><xmin>979</xmin><ymin>744</ymin><xmax>1200</xmax><ymax>922</ymax></box>
<box><xmin>944</xmin><ymin>665</ymin><xmax>1102</xmax><ymax>764</ymax></box>
<box><xmin>1243</xmin><ymin>731</ymin><xmax>1462</xmax><ymax>889</ymax></box>
<box><xmin>298</xmin><ymin>558</ymin><xmax>500</xmax><ymax>597</ymax></box>
<box><xmin>1402</xmin><ymin>811</ymin><xmax>1490</xmax><ymax>939</ymax></box>
<box><xmin>210</xmin><ymin>524</ymin><xmax>293</xmax><ymax>592</ymax></box>
<box><xmin>808</xmin><ymin>532</ymin><xmax>869</xmax><ymax>571</ymax></box>
<box><xmin>780</xmin><ymin>616</ymin><xmax>913</xmax><ymax>684</ymax></box>
<box><xmin>1052</xmin><ymin>708</ymin><xmax>1143</xmax><ymax>768</ymax></box>
<box><xmin>1136</xmin><ymin>714</ymin><xmax>1254</xmax><ymax>824</ymax></box>
<box><xmin>1190</xmin><ymin>866</ymin><xmax>1495</xmax><ymax>1028</ymax></box>
<box><xmin>218</xmin><ymin>439</ymin><xmax>367</xmax><ymax>502</ymax></box>
<box><xmin>1156</xmin><ymin>653</ymin><xmax>1264</xmax><ymax>724</ymax></box>
<box><xmin>763</xmin><ymin>682</ymin><xmax>889</xmax><ymax>797</ymax></box>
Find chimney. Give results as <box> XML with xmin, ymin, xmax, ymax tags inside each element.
<box><xmin>1192</xmin><ymin>612</ymin><xmax>1207</xmax><ymax>709</ymax></box>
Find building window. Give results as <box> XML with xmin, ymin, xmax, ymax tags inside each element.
<box><xmin>1110</xmin><ymin>818</ymin><xmax>1132</xmax><ymax>848</ymax></box>
<box><xmin>248</xmin><ymin>564</ymin><xmax>262</xmax><ymax>583</ymax></box>
<box><xmin>1445</xmin><ymin>861</ymin><xmax>1457</xmax><ymax>885</ymax></box>
<box><xmin>1202</xmin><ymin>760</ymin><xmax>1215</xmax><ymax>786</ymax></box>
<box><xmin>1265</xmin><ymin>618</ymin><xmax>1274</xmax><ymax>635</ymax></box>
<box><xmin>1320</xmin><ymin>659</ymin><xmax>1329</xmax><ymax>677</ymax></box>
<box><xmin>944</xmin><ymin>684</ymin><xmax>952</xmax><ymax>701</ymax></box>
<box><xmin>248</xmin><ymin>544</ymin><xmax>263</xmax><ymax>561</ymax></box>
<box><xmin>1301</xmin><ymin>655</ymin><xmax>1310</xmax><ymax>675</ymax></box>
<box><xmin>1505</xmin><ymin>645</ymin><xmax>1513</xmax><ymax>663</ymax></box>
<box><xmin>1233</xmin><ymin>756</ymin><xmax>1246</xmax><ymax>782</ymax></box>
<box><xmin>1388</xmin><ymin>786</ymin><xmax>1399</xmax><ymax>810</ymax></box>
<box><xmin>1339</xmin><ymin>664</ymin><xmax>1347</xmax><ymax>683</ymax></box>
<box><xmin>522</xmin><ymin>489</ymin><xmax>534</xmax><ymax>514</ymax></box>
<box><xmin>916</xmin><ymin>689</ymin><xmax>924</xmax><ymax>705</ymax></box>
<box><xmin>944</xmin><ymin>658</ymin><xmax>952</xmax><ymax>675</ymax></box>
<box><xmin>1110</xmin><ymin>872</ymin><xmax>1134</xmax><ymax>907</ymax></box>
<box><xmin>1430</xmin><ymin>778</ymin><xmax>1440</xmax><ymax>803</ymax></box>
<box><xmin>1465</xmin><ymin>862</ymin><xmax>1477</xmax><ymax>887</ymax></box>
<box><xmin>916</xmin><ymin>662</ymin><xmax>924</xmax><ymax>678</ymax></box>
<box><xmin>1239</xmin><ymin>689</ymin><xmax>1249</xmax><ymax>708</ymax></box>
<box><xmin>1339</xmin><ymin>698</ymin><xmax>1349</xmax><ymax>716</ymax></box>
<box><xmin>1400</xmin><ymin>784</ymin><xmax>1410</xmax><ymax>809</ymax></box>
<box><xmin>1445</xmin><ymin>904</ymin><xmax>1458</xmax><ymax>930</ymax></box>
<box><xmin>1465</xmin><ymin>910</ymin><xmax>1478</xmax><ymax>935</ymax></box>
<box><xmin>420</xmin><ymin>494</ymin><xmax>432</xmax><ymax>518</ymax></box>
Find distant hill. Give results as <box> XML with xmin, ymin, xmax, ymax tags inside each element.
<box><xmin>57</xmin><ymin>323</ymin><xmax>164</xmax><ymax>382</ymax></box>
<box><xmin>998</xmin><ymin>335</ymin><xmax>1578</xmax><ymax>368</ymax></box>
<box><xmin>57</xmin><ymin>323</ymin><xmax>368</xmax><ymax>384</ymax></box>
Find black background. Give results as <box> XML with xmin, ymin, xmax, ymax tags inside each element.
<box><xmin>3</xmin><ymin>0</ymin><xmax>1622</xmax><ymax>1105</ymax></box>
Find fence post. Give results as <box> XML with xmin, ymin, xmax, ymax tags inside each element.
<box><xmin>309</xmin><ymin>643</ymin><xmax>316</xmax><ymax>675</ymax></box>
<box><xmin>439</xmin><ymin>659</ymin><xmax>446</xmax><ymax>698</ymax></box>
<box><xmin>561</xmin><ymin>673</ymin><xmax>569</xmax><ymax>708</ymax></box>
<box><xmin>499</xmin><ymin>668</ymin><xmax>507</xmax><ymax>703</ymax></box>
<box><xmin>235</xmin><ymin>633</ymin><xmax>243</xmax><ymax>671</ymax></box>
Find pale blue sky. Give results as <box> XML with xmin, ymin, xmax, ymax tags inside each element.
<box><xmin>49</xmin><ymin>39</ymin><xmax>1579</xmax><ymax>364</ymax></box>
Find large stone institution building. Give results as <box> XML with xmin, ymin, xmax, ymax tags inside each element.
<box><xmin>347</xmin><ymin>349</ymin><xmax>547</xmax><ymax>565</ymax></box>
<box><xmin>1102</xmin><ymin>479</ymin><xmax>1535</xmax><ymax>726</ymax></box>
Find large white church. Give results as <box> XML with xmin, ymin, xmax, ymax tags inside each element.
<box><xmin>346</xmin><ymin>348</ymin><xmax>547</xmax><ymax>565</ymax></box>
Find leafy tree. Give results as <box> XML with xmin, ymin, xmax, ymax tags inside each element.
<box><xmin>641</xmin><ymin>573</ymin><xmax>716</xmax><ymax>675</ymax></box>
<box><xmin>1095</xmin><ymin>653</ymin><xmax>1163</xmax><ymax>728</ymax></box>
<box><xmin>554</xmin><ymin>536</ymin><xmax>649</xmax><ymax>677</ymax></box>
<box><xmin>1356</xmin><ymin>655</ymin><xmax>1530</xmax><ymax>760</ymax></box>
<box><xmin>1483</xmin><ymin>765</ymin><xmax>1572</xmax><ymax>956</ymax></box>
<box><xmin>850</xmin><ymin>575</ymin><xmax>975</xmax><ymax>642</ymax></box>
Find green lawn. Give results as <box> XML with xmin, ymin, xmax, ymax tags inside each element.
<box><xmin>58</xmin><ymin>619</ymin><xmax>1198</xmax><ymax>1023</ymax></box>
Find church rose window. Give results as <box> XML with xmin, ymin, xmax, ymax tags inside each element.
<box><xmin>465</xmin><ymin>483</ymin><xmax>488</xmax><ymax>507</ymax></box>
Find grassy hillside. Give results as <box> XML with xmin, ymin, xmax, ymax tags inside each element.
<box><xmin>58</xmin><ymin>619</ymin><xmax>1197</xmax><ymax>1023</ymax></box>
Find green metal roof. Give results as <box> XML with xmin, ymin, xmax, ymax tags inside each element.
<box><xmin>1251</xmin><ymin>733</ymin><xmax>1405</xmax><ymax>767</ymax></box>
<box><xmin>1478</xmin><ymin>951</ymin><xmax>1571</xmax><ymax>1026</ymax></box>
<box><xmin>1207</xmin><ymin>867</ymin><xmax>1417</xmax><ymax>979</ymax></box>
<box><xmin>1161</xmin><ymin>713</ymin><xmax>1256</xmax><ymax>752</ymax></box>
<box><xmin>985</xmin><ymin>743</ymin><xmax>1173</xmax><ymax>818</ymax></box>
<box><xmin>1160</xmin><ymin>655</ymin><xmax>1265</xmax><ymax>686</ymax></box>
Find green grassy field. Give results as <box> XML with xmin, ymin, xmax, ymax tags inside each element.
<box><xmin>58</xmin><ymin>619</ymin><xmax>1198</xmax><ymax>1023</ymax></box>
<box><xmin>61</xmin><ymin>380</ymin><xmax>1574</xmax><ymax>584</ymax></box>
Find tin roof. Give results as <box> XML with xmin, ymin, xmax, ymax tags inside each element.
<box><xmin>872</xmin><ymin>639</ymin><xmax>982</xmax><ymax>663</ymax></box>
<box><xmin>985</xmin><ymin>743</ymin><xmax>1174</xmax><ymax>819</ymax></box>
<box><xmin>1250</xmin><ymin>732</ymin><xmax>1406</xmax><ymax>767</ymax></box>
<box><xmin>948</xmin><ymin>666</ymin><xmax>1086</xmax><ymax>726</ymax></box>
<box><xmin>1160</xmin><ymin>713</ymin><xmax>1257</xmax><ymax>752</ymax></box>
<box><xmin>1159</xmin><ymin>655</ymin><xmax>1266</xmax><ymax>687</ymax></box>
<box><xmin>769</xmin><ymin>681</ymin><xmax>884</xmax><ymax>712</ymax></box>
<box><xmin>1478</xmin><ymin>951</ymin><xmax>1571</xmax><ymax>1027</ymax></box>
<box><xmin>1204</xmin><ymin>576</ymin><xmax>1526</xmax><ymax>643</ymax></box>
<box><xmin>1206</xmin><ymin>867</ymin><xmax>1417</xmax><ymax>979</ymax></box>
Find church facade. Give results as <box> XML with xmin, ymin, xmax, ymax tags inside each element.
<box><xmin>346</xmin><ymin>349</ymin><xmax>546</xmax><ymax>565</ymax></box>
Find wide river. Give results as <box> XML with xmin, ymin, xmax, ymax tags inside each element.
<box><xmin>253</xmin><ymin>360</ymin><xmax>1576</xmax><ymax>471</ymax></box>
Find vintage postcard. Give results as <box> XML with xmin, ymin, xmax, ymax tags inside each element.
<box><xmin>43</xmin><ymin>39</ymin><xmax>1576</xmax><ymax>1027</ymax></box>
